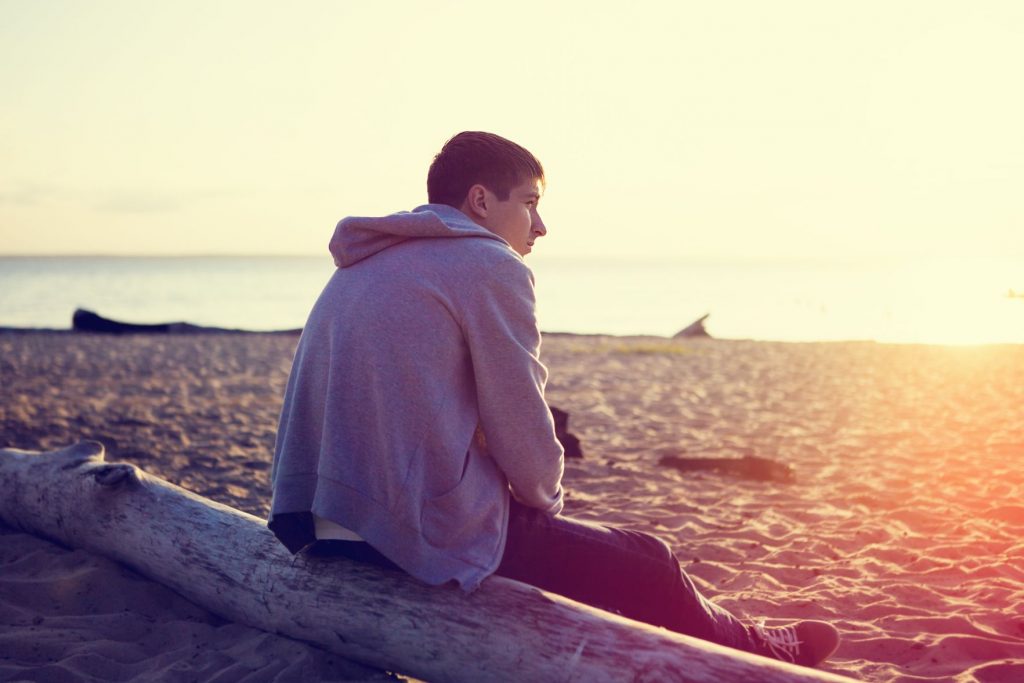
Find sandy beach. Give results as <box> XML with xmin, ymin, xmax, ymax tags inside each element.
<box><xmin>2</xmin><ymin>331</ymin><xmax>1022</xmax><ymax>682</ymax></box>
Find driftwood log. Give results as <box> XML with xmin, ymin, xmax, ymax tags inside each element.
<box><xmin>71</xmin><ymin>308</ymin><xmax>301</xmax><ymax>335</ymax></box>
<box><xmin>673</xmin><ymin>314</ymin><xmax>711</xmax><ymax>339</ymax></box>
<box><xmin>660</xmin><ymin>455</ymin><xmax>796</xmax><ymax>483</ymax></box>
<box><xmin>0</xmin><ymin>442</ymin><xmax>853</xmax><ymax>683</ymax></box>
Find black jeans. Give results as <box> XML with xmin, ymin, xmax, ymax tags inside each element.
<box><xmin>309</xmin><ymin>500</ymin><xmax>753</xmax><ymax>652</ymax></box>
<box><xmin>497</xmin><ymin>500</ymin><xmax>753</xmax><ymax>650</ymax></box>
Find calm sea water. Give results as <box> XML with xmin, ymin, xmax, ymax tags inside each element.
<box><xmin>0</xmin><ymin>255</ymin><xmax>1021</xmax><ymax>344</ymax></box>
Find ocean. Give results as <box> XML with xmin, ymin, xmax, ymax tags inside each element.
<box><xmin>1</xmin><ymin>255</ymin><xmax>1021</xmax><ymax>345</ymax></box>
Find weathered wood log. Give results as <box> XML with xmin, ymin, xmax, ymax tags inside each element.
<box><xmin>0</xmin><ymin>442</ymin><xmax>853</xmax><ymax>683</ymax></box>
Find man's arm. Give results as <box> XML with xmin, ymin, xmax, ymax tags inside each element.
<box><xmin>461</xmin><ymin>259</ymin><xmax>564</xmax><ymax>515</ymax></box>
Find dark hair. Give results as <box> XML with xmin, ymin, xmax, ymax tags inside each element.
<box><xmin>427</xmin><ymin>131</ymin><xmax>545</xmax><ymax>207</ymax></box>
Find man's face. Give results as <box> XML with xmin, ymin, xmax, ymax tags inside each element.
<box><xmin>482</xmin><ymin>178</ymin><xmax>546</xmax><ymax>257</ymax></box>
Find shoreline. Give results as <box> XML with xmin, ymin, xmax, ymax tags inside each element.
<box><xmin>5</xmin><ymin>325</ymin><xmax>1024</xmax><ymax>350</ymax></box>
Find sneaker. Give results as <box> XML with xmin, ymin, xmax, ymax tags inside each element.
<box><xmin>748</xmin><ymin>619</ymin><xmax>840</xmax><ymax>667</ymax></box>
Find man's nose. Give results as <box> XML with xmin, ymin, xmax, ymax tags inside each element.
<box><xmin>532</xmin><ymin>211</ymin><xmax>547</xmax><ymax>236</ymax></box>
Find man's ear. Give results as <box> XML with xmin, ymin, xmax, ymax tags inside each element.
<box><xmin>462</xmin><ymin>184</ymin><xmax>489</xmax><ymax>219</ymax></box>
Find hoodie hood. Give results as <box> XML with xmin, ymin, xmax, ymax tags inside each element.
<box><xmin>329</xmin><ymin>204</ymin><xmax>509</xmax><ymax>268</ymax></box>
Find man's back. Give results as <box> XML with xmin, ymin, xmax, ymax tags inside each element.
<box><xmin>270</xmin><ymin>204</ymin><xmax>564</xmax><ymax>591</ymax></box>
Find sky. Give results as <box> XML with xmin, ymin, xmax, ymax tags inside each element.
<box><xmin>1</xmin><ymin>0</ymin><xmax>1023</xmax><ymax>265</ymax></box>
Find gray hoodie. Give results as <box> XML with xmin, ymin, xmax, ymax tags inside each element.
<box><xmin>269</xmin><ymin>204</ymin><xmax>564</xmax><ymax>591</ymax></box>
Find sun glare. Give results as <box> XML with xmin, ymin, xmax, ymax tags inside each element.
<box><xmin>874</xmin><ymin>258</ymin><xmax>1022</xmax><ymax>346</ymax></box>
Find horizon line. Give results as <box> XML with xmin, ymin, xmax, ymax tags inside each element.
<box><xmin>0</xmin><ymin>252</ymin><xmax>992</xmax><ymax>268</ymax></box>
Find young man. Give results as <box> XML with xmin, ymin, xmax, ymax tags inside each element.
<box><xmin>268</xmin><ymin>131</ymin><xmax>839</xmax><ymax>667</ymax></box>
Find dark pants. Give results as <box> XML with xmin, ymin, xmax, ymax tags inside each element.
<box><xmin>309</xmin><ymin>500</ymin><xmax>753</xmax><ymax>652</ymax></box>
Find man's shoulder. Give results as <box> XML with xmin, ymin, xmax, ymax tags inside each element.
<box><xmin>406</xmin><ymin>231</ymin><xmax>530</xmax><ymax>277</ymax></box>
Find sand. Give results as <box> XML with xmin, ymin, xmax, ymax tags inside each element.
<box><xmin>2</xmin><ymin>331</ymin><xmax>1023</xmax><ymax>682</ymax></box>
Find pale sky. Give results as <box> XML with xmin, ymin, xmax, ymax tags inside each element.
<box><xmin>2</xmin><ymin>0</ymin><xmax>1022</xmax><ymax>263</ymax></box>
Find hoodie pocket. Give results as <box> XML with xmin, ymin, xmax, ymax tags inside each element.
<box><xmin>420</xmin><ymin>450</ymin><xmax>503</xmax><ymax>552</ymax></box>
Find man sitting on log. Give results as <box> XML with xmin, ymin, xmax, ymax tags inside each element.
<box><xmin>267</xmin><ymin>131</ymin><xmax>839</xmax><ymax>667</ymax></box>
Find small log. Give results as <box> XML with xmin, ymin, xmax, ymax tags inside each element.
<box><xmin>0</xmin><ymin>442</ymin><xmax>851</xmax><ymax>683</ymax></box>
<box><xmin>660</xmin><ymin>455</ymin><xmax>796</xmax><ymax>483</ymax></box>
<box><xmin>673</xmin><ymin>314</ymin><xmax>711</xmax><ymax>339</ymax></box>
